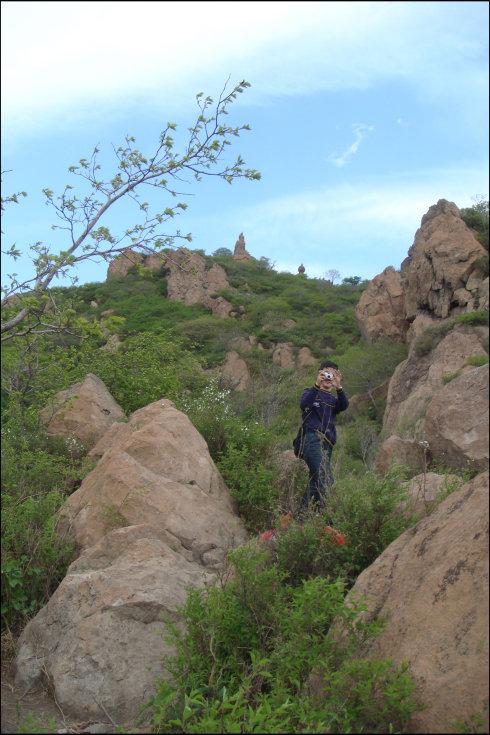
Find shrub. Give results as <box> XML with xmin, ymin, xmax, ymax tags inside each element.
<box><xmin>143</xmin><ymin>545</ymin><xmax>419</xmax><ymax>733</ymax></box>
<box><xmin>454</xmin><ymin>309</ymin><xmax>489</xmax><ymax>326</ymax></box>
<box><xmin>442</xmin><ymin>370</ymin><xmax>462</xmax><ymax>384</ymax></box>
<box><xmin>465</xmin><ymin>354</ymin><xmax>489</xmax><ymax>367</ymax></box>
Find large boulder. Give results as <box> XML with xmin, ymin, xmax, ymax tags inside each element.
<box><xmin>39</xmin><ymin>373</ymin><xmax>125</xmax><ymax>453</ymax></box>
<box><xmin>14</xmin><ymin>524</ymin><xmax>214</xmax><ymax>722</ymax></box>
<box><xmin>398</xmin><ymin>471</ymin><xmax>461</xmax><ymax>520</ymax></box>
<box><xmin>340</xmin><ymin>471</ymin><xmax>490</xmax><ymax>733</ymax></box>
<box><xmin>382</xmin><ymin>327</ymin><xmax>487</xmax><ymax>438</ymax></box>
<box><xmin>15</xmin><ymin>399</ymin><xmax>248</xmax><ymax>720</ymax></box>
<box><xmin>424</xmin><ymin>364</ymin><xmax>489</xmax><ymax>471</ymax></box>
<box><xmin>355</xmin><ymin>266</ymin><xmax>408</xmax><ymax>343</ymax></box>
<box><xmin>402</xmin><ymin>200</ymin><xmax>487</xmax><ymax>320</ymax></box>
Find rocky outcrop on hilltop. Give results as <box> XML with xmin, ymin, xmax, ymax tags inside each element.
<box><xmin>40</xmin><ymin>373</ymin><xmax>125</xmax><ymax>453</ymax></box>
<box><xmin>164</xmin><ymin>248</ymin><xmax>233</xmax><ymax>316</ymax></box>
<box><xmin>106</xmin><ymin>248</ymin><xmax>145</xmax><ymax>279</ymax></box>
<box><xmin>402</xmin><ymin>200</ymin><xmax>487</xmax><ymax>319</ymax></box>
<box><xmin>356</xmin><ymin>200</ymin><xmax>488</xmax><ymax>343</ymax></box>
<box><xmin>15</xmin><ymin>395</ymin><xmax>248</xmax><ymax>721</ymax></box>
<box><xmin>334</xmin><ymin>471</ymin><xmax>490</xmax><ymax>734</ymax></box>
<box><xmin>233</xmin><ymin>232</ymin><xmax>254</xmax><ymax>261</ymax></box>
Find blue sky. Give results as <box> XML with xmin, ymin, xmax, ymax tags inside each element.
<box><xmin>1</xmin><ymin>1</ymin><xmax>488</xmax><ymax>290</ymax></box>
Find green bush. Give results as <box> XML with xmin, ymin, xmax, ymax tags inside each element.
<box><xmin>465</xmin><ymin>354</ymin><xmax>489</xmax><ymax>367</ymax></box>
<box><xmin>143</xmin><ymin>545</ymin><xmax>419</xmax><ymax>733</ymax></box>
<box><xmin>461</xmin><ymin>200</ymin><xmax>489</xmax><ymax>251</ymax></box>
<box><xmin>454</xmin><ymin>310</ymin><xmax>489</xmax><ymax>327</ymax></box>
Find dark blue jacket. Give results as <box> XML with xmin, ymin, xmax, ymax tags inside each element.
<box><xmin>300</xmin><ymin>387</ymin><xmax>349</xmax><ymax>446</ymax></box>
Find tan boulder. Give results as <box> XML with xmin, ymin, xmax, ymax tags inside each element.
<box><xmin>339</xmin><ymin>471</ymin><xmax>490</xmax><ymax>734</ymax></box>
<box><xmin>205</xmin><ymin>295</ymin><xmax>233</xmax><ymax>317</ymax></box>
<box><xmin>221</xmin><ymin>350</ymin><xmax>251</xmax><ymax>391</ymax></box>
<box><xmin>272</xmin><ymin>342</ymin><xmax>295</xmax><ymax>369</ymax></box>
<box><xmin>40</xmin><ymin>373</ymin><xmax>125</xmax><ymax>453</ymax></box>
<box><xmin>424</xmin><ymin>364</ymin><xmax>489</xmax><ymax>471</ymax></box>
<box><xmin>107</xmin><ymin>248</ymin><xmax>144</xmax><ymax>279</ymax></box>
<box><xmin>402</xmin><ymin>200</ymin><xmax>487</xmax><ymax>320</ymax></box>
<box><xmin>15</xmin><ymin>524</ymin><xmax>215</xmax><ymax>721</ymax></box>
<box><xmin>15</xmin><ymin>399</ymin><xmax>248</xmax><ymax>721</ymax></box>
<box><xmin>60</xmin><ymin>399</ymin><xmax>247</xmax><ymax>552</ymax></box>
<box><xmin>375</xmin><ymin>435</ymin><xmax>430</xmax><ymax>476</ymax></box>
<box><xmin>100</xmin><ymin>334</ymin><xmax>121</xmax><ymax>353</ymax></box>
<box><xmin>383</xmin><ymin>327</ymin><xmax>487</xmax><ymax>438</ymax></box>
<box><xmin>355</xmin><ymin>266</ymin><xmax>407</xmax><ymax>343</ymax></box>
<box><xmin>297</xmin><ymin>346</ymin><xmax>317</xmax><ymax>369</ymax></box>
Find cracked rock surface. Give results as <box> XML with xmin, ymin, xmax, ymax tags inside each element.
<box><xmin>15</xmin><ymin>398</ymin><xmax>248</xmax><ymax>721</ymax></box>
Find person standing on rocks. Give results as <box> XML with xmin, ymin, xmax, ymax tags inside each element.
<box><xmin>297</xmin><ymin>361</ymin><xmax>348</xmax><ymax>517</ymax></box>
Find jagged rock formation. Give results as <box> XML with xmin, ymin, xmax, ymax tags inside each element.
<box><xmin>164</xmin><ymin>248</ymin><xmax>233</xmax><ymax>317</ymax></box>
<box><xmin>106</xmin><ymin>248</ymin><xmax>145</xmax><ymax>279</ymax></box>
<box><xmin>402</xmin><ymin>200</ymin><xmax>487</xmax><ymax>319</ymax></box>
<box><xmin>333</xmin><ymin>471</ymin><xmax>489</xmax><ymax>734</ymax></box>
<box><xmin>15</xmin><ymin>396</ymin><xmax>248</xmax><ymax>721</ymax></box>
<box><xmin>355</xmin><ymin>266</ymin><xmax>407</xmax><ymax>343</ymax></box>
<box><xmin>233</xmin><ymin>232</ymin><xmax>254</xmax><ymax>261</ymax></box>
<box><xmin>356</xmin><ymin>200</ymin><xmax>488</xmax><ymax>343</ymax></box>
<box><xmin>39</xmin><ymin>373</ymin><xmax>125</xmax><ymax>452</ymax></box>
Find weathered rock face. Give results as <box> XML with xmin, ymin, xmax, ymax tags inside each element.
<box><xmin>382</xmin><ymin>327</ymin><xmax>487</xmax><ymax>438</ymax></box>
<box><xmin>346</xmin><ymin>379</ymin><xmax>390</xmax><ymax>419</ymax></box>
<box><xmin>165</xmin><ymin>248</ymin><xmax>232</xmax><ymax>316</ymax></box>
<box><xmin>106</xmin><ymin>248</ymin><xmax>144</xmax><ymax>279</ymax></box>
<box><xmin>375</xmin><ymin>435</ymin><xmax>429</xmax><ymax>476</ymax></box>
<box><xmin>402</xmin><ymin>200</ymin><xmax>487</xmax><ymax>320</ymax></box>
<box><xmin>233</xmin><ymin>232</ymin><xmax>254</xmax><ymax>261</ymax></box>
<box><xmin>39</xmin><ymin>374</ymin><xmax>125</xmax><ymax>452</ymax></box>
<box><xmin>15</xmin><ymin>525</ymin><xmax>214</xmax><ymax>722</ymax></box>
<box><xmin>339</xmin><ymin>471</ymin><xmax>490</xmax><ymax>734</ymax></box>
<box><xmin>15</xmin><ymin>399</ymin><xmax>248</xmax><ymax>720</ymax></box>
<box><xmin>221</xmin><ymin>350</ymin><xmax>251</xmax><ymax>391</ymax></box>
<box><xmin>355</xmin><ymin>266</ymin><xmax>407</xmax><ymax>343</ymax></box>
<box><xmin>424</xmin><ymin>364</ymin><xmax>489</xmax><ymax>471</ymax></box>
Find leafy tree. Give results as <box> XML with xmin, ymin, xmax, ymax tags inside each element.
<box><xmin>342</xmin><ymin>275</ymin><xmax>362</xmax><ymax>286</ymax></box>
<box><xmin>212</xmin><ymin>247</ymin><xmax>233</xmax><ymax>257</ymax></box>
<box><xmin>1</xmin><ymin>80</ymin><xmax>260</xmax><ymax>342</ymax></box>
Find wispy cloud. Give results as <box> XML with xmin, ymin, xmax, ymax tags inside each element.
<box><xmin>327</xmin><ymin>123</ymin><xmax>374</xmax><ymax>167</ymax></box>
<box><xmin>191</xmin><ymin>166</ymin><xmax>489</xmax><ymax>278</ymax></box>
<box><xmin>1</xmin><ymin>1</ymin><xmax>488</xmax><ymax>141</ymax></box>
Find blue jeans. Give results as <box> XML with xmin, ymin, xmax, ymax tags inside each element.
<box><xmin>300</xmin><ymin>430</ymin><xmax>334</xmax><ymax>514</ymax></box>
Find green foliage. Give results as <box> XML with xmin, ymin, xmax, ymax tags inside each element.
<box><xmin>442</xmin><ymin>370</ymin><xmax>462</xmax><ymax>384</ymax></box>
<box><xmin>460</xmin><ymin>199</ymin><xmax>489</xmax><ymax>251</ymax></box>
<box><xmin>450</xmin><ymin>712</ymin><xmax>487</xmax><ymax>734</ymax></box>
<box><xmin>465</xmin><ymin>353</ymin><xmax>489</xmax><ymax>367</ymax></box>
<box><xmin>332</xmin><ymin>341</ymin><xmax>407</xmax><ymax>397</ymax></box>
<box><xmin>454</xmin><ymin>309</ymin><xmax>489</xmax><ymax>326</ymax></box>
<box><xmin>15</xmin><ymin>712</ymin><xmax>58</xmax><ymax>734</ymax></box>
<box><xmin>143</xmin><ymin>546</ymin><xmax>418</xmax><ymax>733</ymax></box>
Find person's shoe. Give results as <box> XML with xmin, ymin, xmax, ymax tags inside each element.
<box><xmin>324</xmin><ymin>525</ymin><xmax>346</xmax><ymax>545</ymax></box>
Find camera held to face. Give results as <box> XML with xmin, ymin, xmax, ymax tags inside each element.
<box><xmin>322</xmin><ymin>371</ymin><xmax>334</xmax><ymax>380</ymax></box>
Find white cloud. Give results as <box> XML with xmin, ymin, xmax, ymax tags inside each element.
<box><xmin>327</xmin><ymin>123</ymin><xmax>374</xmax><ymax>167</ymax></box>
<box><xmin>192</xmin><ymin>166</ymin><xmax>489</xmax><ymax>278</ymax></box>
<box><xmin>1</xmin><ymin>1</ymin><xmax>488</xmax><ymax>140</ymax></box>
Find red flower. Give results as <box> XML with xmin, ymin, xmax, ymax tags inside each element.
<box><xmin>324</xmin><ymin>526</ymin><xmax>346</xmax><ymax>546</ymax></box>
<box><xmin>258</xmin><ymin>529</ymin><xmax>275</xmax><ymax>543</ymax></box>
